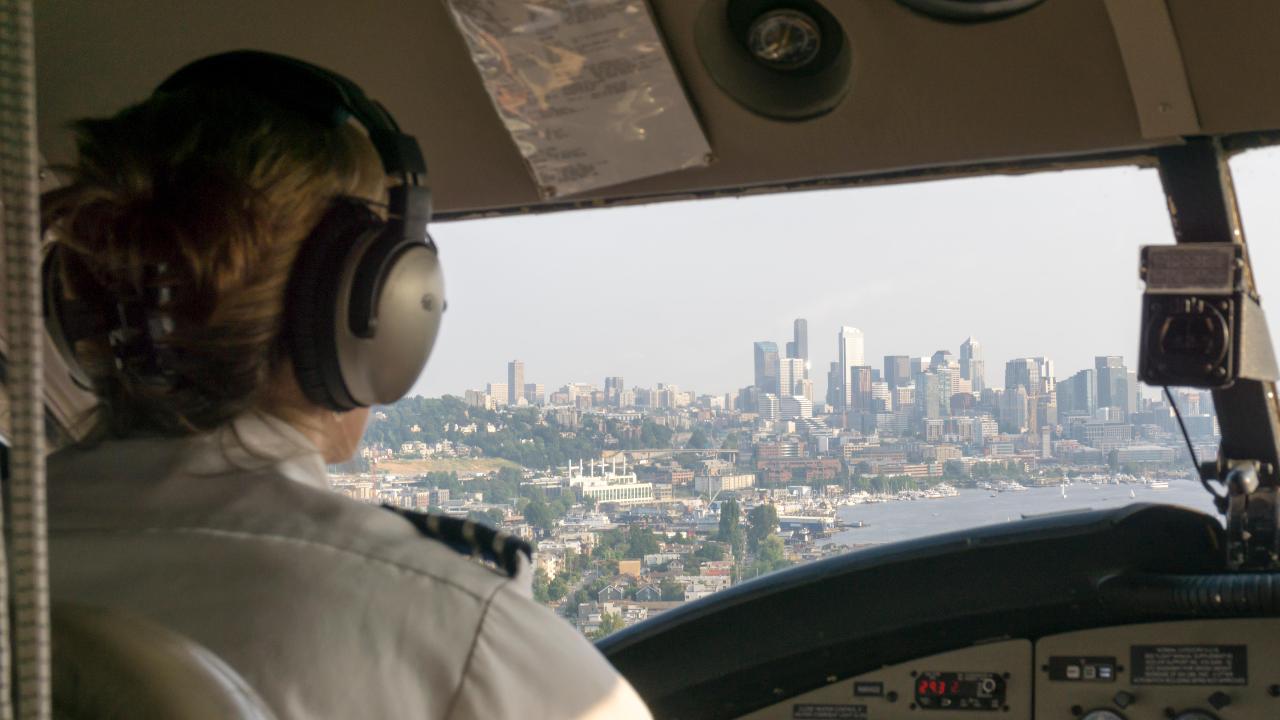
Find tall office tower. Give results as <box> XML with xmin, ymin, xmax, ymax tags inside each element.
<box><xmin>870</xmin><ymin>381</ymin><xmax>891</xmax><ymax>412</ymax></box>
<box><xmin>930</xmin><ymin>349</ymin><xmax>954</xmax><ymax>370</ymax></box>
<box><xmin>837</xmin><ymin>327</ymin><xmax>865</xmax><ymax>410</ymax></box>
<box><xmin>779</xmin><ymin>357</ymin><xmax>806</xmax><ymax>397</ymax></box>
<box><xmin>1094</xmin><ymin>356</ymin><xmax>1128</xmax><ymax>414</ymax></box>
<box><xmin>507</xmin><ymin>361</ymin><xmax>524</xmax><ymax>406</ymax></box>
<box><xmin>917</xmin><ymin>373</ymin><xmax>945</xmax><ymax>419</ymax></box>
<box><xmin>486</xmin><ymin>382</ymin><xmax>508</xmax><ymax>406</ymax></box>
<box><xmin>759</xmin><ymin>393</ymin><xmax>781</xmax><ymax>422</ymax></box>
<box><xmin>1127</xmin><ymin>370</ymin><xmax>1139</xmax><ymax>414</ymax></box>
<box><xmin>1032</xmin><ymin>357</ymin><xmax>1056</xmax><ymax>395</ymax></box>
<box><xmin>1057</xmin><ymin>369</ymin><xmax>1096</xmax><ymax>416</ymax></box>
<box><xmin>959</xmin><ymin>337</ymin><xmax>985</xmax><ymax>393</ymax></box>
<box><xmin>754</xmin><ymin>341</ymin><xmax>781</xmax><ymax>394</ymax></box>
<box><xmin>790</xmin><ymin>318</ymin><xmax>809</xmax><ymax>364</ymax></box>
<box><xmin>524</xmin><ymin>383</ymin><xmax>545</xmax><ymax>405</ymax></box>
<box><xmin>1004</xmin><ymin>358</ymin><xmax>1041</xmax><ymax>396</ymax></box>
<box><xmin>910</xmin><ymin>356</ymin><xmax>925</xmax><ymax>375</ymax></box>
<box><xmin>1000</xmin><ymin>386</ymin><xmax>1030</xmax><ymax>433</ymax></box>
<box><xmin>884</xmin><ymin>355</ymin><xmax>911</xmax><ymax>389</ymax></box>
<box><xmin>826</xmin><ymin>362</ymin><xmax>842</xmax><ymax>408</ymax></box>
<box><xmin>849</xmin><ymin>366</ymin><xmax>874</xmax><ymax>410</ymax></box>
<box><xmin>605</xmin><ymin>376</ymin><xmax>625</xmax><ymax>404</ymax></box>
<box><xmin>798</xmin><ymin>378</ymin><xmax>814</xmax><ymax>403</ymax></box>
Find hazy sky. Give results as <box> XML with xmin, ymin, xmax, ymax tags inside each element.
<box><xmin>410</xmin><ymin>147</ymin><xmax>1280</xmax><ymax>401</ymax></box>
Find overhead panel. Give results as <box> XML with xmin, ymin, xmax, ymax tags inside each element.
<box><xmin>1103</xmin><ymin>0</ymin><xmax>1200</xmax><ymax>140</ymax></box>
<box><xmin>31</xmin><ymin>1</ymin><xmax>1280</xmax><ymax>218</ymax></box>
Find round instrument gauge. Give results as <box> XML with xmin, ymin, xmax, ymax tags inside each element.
<box><xmin>1079</xmin><ymin>710</ymin><xmax>1126</xmax><ymax>720</ymax></box>
<box><xmin>746</xmin><ymin>9</ymin><xmax>822</xmax><ymax>70</ymax></box>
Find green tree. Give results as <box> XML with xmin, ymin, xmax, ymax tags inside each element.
<box><xmin>749</xmin><ymin>535</ymin><xmax>791</xmax><ymax>578</ymax></box>
<box><xmin>659</xmin><ymin>579</ymin><xmax>685</xmax><ymax>601</ymax></box>
<box><xmin>523</xmin><ymin>497</ymin><xmax>556</xmax><ymax>533</ymax></box>
<box><xmin>532</xmin><ymin>568</ymin><xmax>551</xmax><ymax>603</ymax></box>
<box><xmin>694</xmin><ymin>541</ymin><xmax>726</xmax><ymax>562</ymax></box>
<box><xmin>687</xmin><ymin>428</ymin><xmax>710</xmax><ymax>449</ymax></box>
<box><xmin>591</xmin><ymin>611</ymin><xmax>625</xmax><ymax>640</ymax></box>
<box><xmin>624</xmin><ymin>526</ymin><xmax>661</xmax><ymax>559</ymax></box>
<box><xmin>548</xmin><ymin>575</ymin><xmax>570</xmax><ymax>602</ymax></box>
<box><xmin>717</xmin><ymin>498</ymin><xmax>740</xmax><ymax>542</ymax></box>
<box><xmin>747</xmin><ymin>503</ymin><xmax>779</xmax><ymax>553</ymax></box>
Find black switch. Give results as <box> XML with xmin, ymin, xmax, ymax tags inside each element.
<box><xmin>1112</xmin><ymin>691</ymin><xmax>1135</xmax><ymax>709</ymax></box>
<box><xmin>1208</xmin><ymin>692</ymin><xmax>1231</xmax><ymax>710</ymax></box>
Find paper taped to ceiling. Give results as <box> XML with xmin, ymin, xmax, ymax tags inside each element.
<box><xmin>446</xmin><ymin>0</ymin><xmax>712</xmax><ymax>199</ymax></box>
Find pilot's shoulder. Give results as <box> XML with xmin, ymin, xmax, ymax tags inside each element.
<box><xmin>379</xmin><ymin>505</ymin><xmax>532</xmax><ymax>580</ymax></box>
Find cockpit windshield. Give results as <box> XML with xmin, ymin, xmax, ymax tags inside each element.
<box><xmin>328</xmin><ymin>157</ymin><xmax>1280</xmax><ymax>637</ymax></box>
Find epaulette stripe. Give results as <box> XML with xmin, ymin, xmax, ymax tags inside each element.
<box><xmin>380</xmin><ymin>505</ymin><xmax>532</xmax><ymax>579</ymax></box>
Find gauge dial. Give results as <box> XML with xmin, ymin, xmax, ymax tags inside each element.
<box><xmin>1079</xmin><ymin>710</ymin><xmax>1126</xmax><ymax>720</ymax></box>
<box><xmin>746</xmin><ymin>9</ymin><xmax>822</xmax><ymax>70</ymax></box>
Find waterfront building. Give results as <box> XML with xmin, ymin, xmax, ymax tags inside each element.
<box><xmin>566</xmin><ymin>460</ymin><xmax>655</xmax><ymax>506</ymax></box>
<box><xmin>694</xmin><ymin>473</ymin><xmax>756</xmax><ymax>496</ymax></box>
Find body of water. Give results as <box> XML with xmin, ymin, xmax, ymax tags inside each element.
<box><xmin>827</xmin><ymin>480</ymin><xmax>1219</xmax><ymax>548</ymax></box>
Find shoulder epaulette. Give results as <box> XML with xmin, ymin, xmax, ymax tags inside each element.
<box><xmin>382</xmin><ymin>505</ymin><xmax>533</xmax><ymax>579</ymax></box>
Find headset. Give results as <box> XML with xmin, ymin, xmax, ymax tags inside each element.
<box><xmin>43</xmin><ymin>50</ymin><xmax>445</xmax><ymax>411</ymax></box>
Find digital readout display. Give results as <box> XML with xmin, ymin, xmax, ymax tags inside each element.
<box><xmin>914</xmin><ymin>672</ymin><xmax>1005</xmax><ymax>711</ymax></box>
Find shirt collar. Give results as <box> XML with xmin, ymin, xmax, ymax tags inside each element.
<box><xmin>176</xmin><ymin>410</ymin><xmax>331</xmax><ymax>491</ymax></box>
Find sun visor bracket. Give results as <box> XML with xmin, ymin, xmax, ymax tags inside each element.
<box><xmin>1104</xmin><ymin>0</ymin><xmax>1201</xmax><ymax>141</ymax></box>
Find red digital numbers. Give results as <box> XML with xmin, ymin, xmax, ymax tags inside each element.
<box><xmin>917</xmin><ymin>676</ymin><xmax>967</xmax><ymax>698</ymax></box>
<box><xmin>917</xmin><ymin>679</ymin><xmax>953</xmax><ymax>696</ymax></box>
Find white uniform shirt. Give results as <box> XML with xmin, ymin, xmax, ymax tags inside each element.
<box><xmin>48</xmin><ymin>412</ymin><xmax>653</xmax><ymax>720</ymax></box>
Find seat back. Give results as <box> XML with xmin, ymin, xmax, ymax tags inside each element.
<box><xmin>51</xmin><ymin>603</ymin><xmax>277</xmax><ymax>720</ymax></box>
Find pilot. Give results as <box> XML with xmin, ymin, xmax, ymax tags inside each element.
<box><xmin>42</xmin><ymin>52</ymin><xmax>652</xmax><ymax>719</ymax></box>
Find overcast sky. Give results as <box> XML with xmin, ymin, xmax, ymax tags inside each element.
<box><xmin>410</xmin><ymin>147</ymin><xmax>1280</xmax><ymax>401</ymax></box>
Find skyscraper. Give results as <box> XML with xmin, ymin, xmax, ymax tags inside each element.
<box><xmin>507</xmin><ymin>360</ymin><xmax>524</xmax><ymax>406</ymax></box>
<box><xmin>605</xmin><ymin>376</ymin><xmax>625</xmax><ymax>404</ymax></box>
<box><xmin>959</xmin><ymin>337</ymin><xmax>985</xmax><ymax>393</ymax></box>
<box><xmin>1004</xmin><ymin>358</ymin><xmax>1041</xmax><ymax>396</ymax></box>
<box><xmin>1095</xmin><ymin>356</ymin><xmax>1130</xmax><ymax>416</ymax></box>
<box><xmin>1032</xmin><ymin>356</ymin><xmax>1056</xmax><ymax>395</ymax></box>
<box><xmin>884</xmin><ymin>355</ymin><xmax>911</xmax><ymax>389</ymax></box>
<box><xmin>779</xmin><ymin>357</ymin><xmax>806</xmax><ymax>398</ymax></box>
<box><xmin>837</xmin><ymin>327</ymin><xmax>865</xmax><ymax>410</ymax></box>
<box><xmin>788</xmin><ymin>318</ymin><xmax>809</xmax><ymax>364</ymax></box>
<box><xmin>849</xmin><ymin>366</ymin><xmax>874</xmax><ymax>411</ymax></box>
<box><xmin>754</xmin><ymin>341</ymin><xmax>780</xmax><ymax>395</ymax></box>
<box><xmin>1058</xmin><ymin>369</ymin><xmax>1095</xmax><ymax>416</ymax></box>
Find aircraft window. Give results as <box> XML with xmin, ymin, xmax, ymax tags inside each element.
<box><xmin>330</xmin><ymin>163</ymin><xmax>1234</xmax><ymax>637</ymax></box>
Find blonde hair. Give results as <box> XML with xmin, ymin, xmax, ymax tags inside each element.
<box><xmin>44</xmin><ymin>86</ymin><xmax>386</xmax><ymax>437</ymax></box>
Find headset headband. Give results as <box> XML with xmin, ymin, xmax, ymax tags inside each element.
<box><xmin>156</xmin><ymin>50</ymin><xmax>427</xmax><ymax>179</ymax></box>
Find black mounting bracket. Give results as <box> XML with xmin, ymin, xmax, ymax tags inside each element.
<box><xmin>1155</xmin><ymin>137</ymin><xmax>1280</xmax><ymax>571</ymax></box>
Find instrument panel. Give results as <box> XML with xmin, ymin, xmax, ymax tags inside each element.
<box><xmin>738</xmin><ymin>620</ymin><xmax>1280</xmax><ymax>720</ymax></box>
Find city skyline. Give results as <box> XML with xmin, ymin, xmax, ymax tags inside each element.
<box><xmin>410</xmin><ymin>151</ymin><xmax>1280</xmax><ymax>400</ymax></box>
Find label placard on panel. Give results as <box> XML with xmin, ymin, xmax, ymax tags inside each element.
<box><xmin>1130</xmin><ymin>645</ymin><xmax>1247</xmax><ymax>685</ymax></box>
<box><xmin>792</xmin><ymin>704</ymin><xmax>867</xmax><ymax>719</ymax></box>
<box><xmin>446</xmin><ymin>0</ymin><xmax>712</xmax><ymax>198</ymax></box>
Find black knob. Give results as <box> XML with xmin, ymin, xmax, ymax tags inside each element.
<box><xmin>1113</xmin><ymin>691</ymin><xmax>1136</xmax><ymax>709</ymax></box>
<box><xmin>1207</xmin><ymin>692</ymin><xmax>1231</xmax><ymax>711</ymax></box>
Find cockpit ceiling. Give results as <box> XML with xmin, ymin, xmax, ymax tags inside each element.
<box><xmin>36</xmin><ymin>1</ymin><xmax>1280</xmax><ymax>217</ymax></box>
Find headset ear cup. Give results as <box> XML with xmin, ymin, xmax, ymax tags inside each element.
<box><xmin>284</xmin><ymin>198</ymin><xmax>382</xmax><ymax>411</ymax></box>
